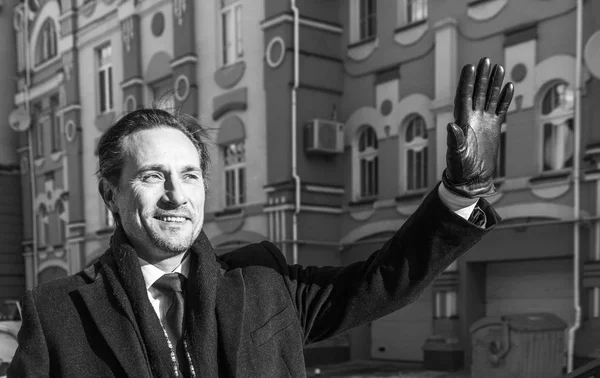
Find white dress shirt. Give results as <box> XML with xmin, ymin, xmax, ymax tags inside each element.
<box><xmin>139</xmin><ymin>253</ymin><xmax>191</xmax><ymax>326</ymax></box>
<box><xmin>137</xmin><ymin>183</ymin><xmax>477</xmax><ymax>323</ymax></box>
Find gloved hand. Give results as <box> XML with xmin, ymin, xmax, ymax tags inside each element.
<box><xmin>443</xmin><ymin>57</ymin><xmax>514</xmax><ymax>198</ymax></box>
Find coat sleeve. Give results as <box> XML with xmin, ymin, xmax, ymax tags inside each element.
<box><xmin>8</xmin><ymin>290</ymin><xmax>50</xmax><ymax>378</ymax></box>
<box><xmin>263</xmin><ymin>183</ymin><xmax>500</xmax><ymax>345</ymax></box>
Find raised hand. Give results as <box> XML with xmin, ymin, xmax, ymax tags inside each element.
<box><xmin>443</xmin><ymin>57</ymin><xmax>514</xmax><ymax>198</ymax></box>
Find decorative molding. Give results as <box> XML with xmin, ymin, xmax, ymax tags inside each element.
<box><xmin>14</xmin><ymin>73</ymin><xmax>65</xmax><ymax>105</ymax></box>
<box><xmin>466</xmin><ymin>0</ymin><xmax>508</xmax><ymax>21</ymax></box>
<box><xmin>266</xmin><ymin>36</ymin><xmax>286</xmax><ymax>68</ymax></box>
<box><xmin>394</xmin><ymin>20</ymin><xmax>429</xmax><ymax>46</ymax></box>
<box><xmin>64</xmin><ymin>120</ymin><xmax>77</xmax><ymax>143</ymax></box>
<box><xmin>80</xmin><ymin>0</ymin><xmax>97</xmax><ymax>19</ymax></box>
<box><xmin>121</xmin><ymin>17</ymin><xmax>135</xmax><ymax>53</ymax></box>
<box><xmin>174</xmin><ymin>75</ymin><xmax>190</xmax><ymax>102</ymax></box>
<box><xmin>173</xmin><ymin>0</ymin><xmax>187</xmax><ymax>26</ymax></box>
<box><xmin>214</xmin><ymin>61</ymin><xmax>246</xmax><ymax>90</ymax></box>
<box><xmin>120</xmin><ymin>77</ymin><xmax>144</xmax><ymax>89</ymax></box>
<box><xmin>58</xmin><ymin>104</ymin><xmax>82</xmax><ymax>116</ymax></box>
<box><xmin>304</xmin><ymin>185</ymin><xmax>345</xmax><ymax>195</ymax></box>
<box><xmin>347</xmin><ymin>37</ymin><xmax>378</xmax><ymax>62</ymax></box>
<box><xmin>260</xmin><ymin>13</ymin><xmax>343</xmax><ymax>34</ymax></box>
<box><xmin>170</xmin><ymin>54</ymin><xmax>198</xmax><ymax>68</ymax></box>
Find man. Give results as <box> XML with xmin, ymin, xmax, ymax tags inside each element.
<box><xmin>8</xmin><ymin>57</ymin><xmax>513</xmax><ymax>377</ymax></box>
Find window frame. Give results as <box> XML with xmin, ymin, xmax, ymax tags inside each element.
<box><xmin>35</xmin><ymin>19</ymin><xmax>57</xmax><ymax>67</ymax></box>
<box><xmin>220</xmin><ymin>0</ymin><xmax>243</xmax><ymax>67</ymax></box>
<box><xmin>539</xmin><ymin>81</ymin><xmax>574</xmax><ymax>173</ymax></box>
<box><xmin>97</xmin><ymin>44</ymin><xmax>114</xmax><ymax>114</ymax></box>
<box><xmin>493</xmin><ymin>122</ymin><xmax>507</xmax><ymax>179</ymax></box>
<box><xmin>50</xmin><ymin>96</ymin><xmax>61</xmax><ymax>153</ymax></box>
<box><xmin>405</xmin><ymin>0</ymin><xmax>428</xmax><ymax>25</ymax></box>
<box><xmin>434</xmin><ymin>290</ymin><xmax>458</xmax><ymax>319</ymax></box>
<box><xmin>356</xmin><ymin>126</ymin><xmax>379</xmax><ymax>200</ymax></box>
<box><xmin>403</xmin><ymin>114</ymin><xmax>429</xmax><ymax>192</ymax></box>
<box><xmin>223</xmin><ymin>140</ymin><xmax>246</xmax><ymax>208</ymax></box>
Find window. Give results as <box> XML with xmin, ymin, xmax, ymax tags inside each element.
<box><xmin>589</xmin><ymin>287</ymin><xmax>600</xmax><ymax>319</ymax></box>
<box><xmin>55</xmin><ymin>200</ymin><xmax>67</xmax><ymax>243</ymax></box>
<box><xmin>435</xmin><ymin>291</ymin><xmax>458</xmax><ymax>319</ymax></box>
<box><xmin>406</xmin><ymin>0</ymin><xmax>428</xmax><ymax>24</ymax></box>
<box><xmin>35</xmin><ymin>19</ymin><xmax>57</xmax><ymax>66</ymax></box>
<box><xmin>224</xmin><ymin>141</ymin><xmax>246</xmax><ymax>207</ymax></box>
<box><xmin>358</xmin><ymin>0</ymin><xmax>377</xmax><ymax>41</ymax></box>
<box><xmin>357</xmin><ymin>126</ymin><xmax>378</xmax><ymax>198</ymax></box>
<box><xmin>221</xmin><ymin>0</ymin><xmax>243</xmax><ymax>66</ymax></box>
<box><xmin>404</xmin><ymin>115</ymin><xmax>428</xmax><ymax>191</ymax></box>
<box><xmin>97</xmin><ymin>45</ymin><xmax>114</xmax><ymax>113</ymax></box>
<box><xmin>50</xmin><ymin>96</ymin><xmax>61</xmax><ymax>152</ymax></box>
<box><xmin>493</xmin><ymin>122</ymin><xmax>507</xmax><ymax>179</ymax></box>
<box><xmin>13</xmin><ymin>8</ymin><xmax>26</xmax><ymax>71</ymax></box>
<box><xmin>36</xmin><ymin>120</ymin><xmax>44</xmax><ymax>158</ymax></box>
<box><xmin>540</xmin><ymin>82</ymin><xmax>574</xmax><ymax>172</ymax></box>
<box><xmin>38</xmin><ymin>204</ymin><xmax>49</xmax><ymax>247</ymax></box>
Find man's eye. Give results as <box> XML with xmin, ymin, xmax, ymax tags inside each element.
<box><xmin>142</xmin><ymin>174</ymin><xmax>162</xmax><ymax>182</ymax></box>
<box><xmin>183</xmin><ymin>173</ymin><xmax>201</xmax><ymax>180</ymax></box>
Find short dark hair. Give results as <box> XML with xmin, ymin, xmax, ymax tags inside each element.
<box><xmin>96</xmin><ymin>108</ymin><xmax>212</xmax><ymax>224</ymax></box>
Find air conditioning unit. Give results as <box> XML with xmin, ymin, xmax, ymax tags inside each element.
<box><xmin>304</xmin><ymin>119</ymin><xmax>344</xmax><ymax>155</ymax></box>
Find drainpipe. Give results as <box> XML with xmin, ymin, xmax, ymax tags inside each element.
<box><xmin>290</xmin><ymin>0</ymin><xmax>300</xmax><ymax>265</ymax></box>
<box><xmin>567</xmin><ymin>0</ymin><xmax>583</xmax><ymax>372</ymax></box>
<box><xmin>23</xmin><ymin>2</ymin><xmax>38</xmax><ymax>288</ymax></box>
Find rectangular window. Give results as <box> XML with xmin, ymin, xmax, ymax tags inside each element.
<box><xmin>97</xmin><ymin>45</ymin><xmax>113</xmax><ymax>114</ymax></box>
<box><xmin>36</xmin><ymin>121</ymin><xmax>44</xmax><ymax>158</ymax></box>
<box><xmin>435</xmin><ymin>291</ymin><xmax>458</xmax><ymax>319</ymax></box>
<box><xmin>223</xmin><ymin>141</ymin><xmax>246</xmax><ymax>207</ymax></box>
<box><xmin>221</xmin><ymin>1</ymin><xmax>243</xmax><ymax>66</ymax></box>
<box><xmin>359</xmin><ymin>0</ymin><xmax>377</xmax><ymax>40</ymax></box>
<box><xmin>406</xmin><ymin>0</ymin><xmax>428</xmax><ymax>24</ymax></box>
<box><xmin>493</xmin><ymin>124</ymin><xmax>507</xmax><ymax>179</ymax></box>
<box><xmin>50</xmin><ymin>96</ymin><xmax>61</xmax><ymax>152</ymax></box>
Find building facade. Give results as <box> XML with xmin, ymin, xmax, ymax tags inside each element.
<box><xmin>9</xmin><ymin>0</ymin><xmax>600</xmax><ymax>370</ymax></box>
<box><xmin>0</xmin><ymin>0</ymin><xmax>24</xmax><ymax>307</ymax></box>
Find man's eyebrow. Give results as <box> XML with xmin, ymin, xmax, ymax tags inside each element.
<box><xmin>136</xmin><ymin>164</ymin><xmax>164</xmax><ymax>173</ymax></box>
<box><xmin>181</xmin><ymin>165</ymin><xmax>202</xmax><ymax>172</ymax></box>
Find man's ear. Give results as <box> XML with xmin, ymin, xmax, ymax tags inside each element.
<box><xmin>98</xmin><ymin>178</ymin><xmax>119</xmax><ymax>214</ymax></box>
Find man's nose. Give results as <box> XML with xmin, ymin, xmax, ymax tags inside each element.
<box><xmin>162</xmin><ymin>178</ymin><xmax>187</xmax><ymax>206</ymax></box>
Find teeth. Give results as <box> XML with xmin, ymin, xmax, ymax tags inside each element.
<box><xmin>159</xmin><ymin>216</ymin><xmax>186</xmax><ymax>223</ymax></box>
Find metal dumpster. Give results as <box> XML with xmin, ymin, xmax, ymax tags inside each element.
<box><xmin>470</xmin><ymin>313</ymin><xmax>567</xmax><ymax>378</ymax></box>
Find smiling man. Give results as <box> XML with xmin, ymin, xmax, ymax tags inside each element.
<box><xmin>9</xmin><ymin>57</ymin><xmax>513</xmax><ymax>378</ymax></box>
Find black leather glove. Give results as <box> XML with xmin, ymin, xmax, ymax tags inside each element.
<box><xmin>443</xmin><ymin>57</ymin><xmax>514</xmax><ymax>198</ymax></box>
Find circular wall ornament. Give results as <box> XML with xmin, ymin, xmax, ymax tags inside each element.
<box><xmin>151</xmin><ymin>12</ymin><xmax>165</xmax><ymax>37</ymax></box>
<box><xmin>380</xmin><ymin>99</ymin><xmax>393</xmax><ymax>116</ymax></box>
<box><xmin>266</xmin><ymin>36</ymin><xmax>285</xmax><ymax>68</ymax></box>
<box><xmin>65</xmin><ymin>120</ymin><xmax>77</xmax><ymax>142</ymax></box>
<box><xmin>124</xmin><ymin>95</ymin><xmax>137</xmax><ymax>112</ymax></box>
<box><xmin>174</xmin><ymin>75</ymin><xmax>190</xmax><ymax>101</ymax></box>
<box><xmin>511</xmin><ymin>63</ymin><xmax>527</xmax><ymax>83</ymax></box>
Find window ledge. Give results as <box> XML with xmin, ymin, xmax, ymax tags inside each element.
<box><xmin>529</xmin><ymin>170</ymin><xmax>571</xmax><ymax>186</ymax></box>
<box><xmin>393</xmin><ymin>19</ymin><xmax>428</xmax><ymax>46</ymax></box>
<box><xmin>33</xmin><ymin>55</ymin><xmax>61</xmax><ymax>74</ymax></box>
<box><xmin>96</xmin><ymin>226</ymin><xmax>115</xmax><ymax>236</ymax></box>
<box><xmin>347</xmin><ymin>36</ymin><xmax>378</xmax><ymax>62</ymax></box>
<box><xmin>529</xmin><ymin>170</ymin><xmax>571</xmax><ymax>199</ymax></box>
<box><xmin>50</xmin><ymin>150</ymin><xmax>65</xmax><ymax>162</ymax></box>
<box><xmin>34</xmin><ymin>157</ymin><xmax>45</xmax><ymax>168</ymax></box>
<box><xmin>467</xmin><ymin>0</ymin><xmax>508</xmax><ymax>21</ymax></box>
<box><xmin>348</xmin><ymin>197</ymin><xmax>376</xmax><ymax>207</ymax></box>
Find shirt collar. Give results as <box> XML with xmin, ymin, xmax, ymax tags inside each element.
<box><xmin>138</xmin><ymin>252</ymin><xmax>191</xmax><ymax>291</ymax></box>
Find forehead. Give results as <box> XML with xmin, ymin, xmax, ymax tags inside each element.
<box><xmin>121</xmin><ymin>127</ymin><xmax>201</xmax><ymax>169</ymax></box>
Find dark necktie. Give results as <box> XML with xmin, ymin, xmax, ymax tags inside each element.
<box><xmin>153</xmin><ymin>273</ymin><xmax>189</xmax><ymax>376</ymax></box>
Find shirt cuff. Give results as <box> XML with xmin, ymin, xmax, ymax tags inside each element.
<box><xmin>438</xmin><ymin>182</ymin><xmax>478</xmax><ymax>221</ymax></box>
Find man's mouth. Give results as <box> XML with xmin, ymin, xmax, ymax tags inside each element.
<box><xmin>156</xmin><ymin>216</ymin><xmax>188</xmax><ymax>223</ymax></box>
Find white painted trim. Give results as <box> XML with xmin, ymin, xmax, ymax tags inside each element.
<box><xmin>67</xmin><ymin>236</ymin><xmax>86</xmax><ymax>244</ymax></box>
<box><xmin>14</xmin><ymin>73</ymin><xmax>65</xmax><ymax>105</ymax></box>
<box><xmin>263</xmin><ymin>204</ymin><xmax>295</xmax><ymax>213</ymax></box>
<box><xmin>393</xmin><ymin>22</ymin><xmax>429</xmax><ymax>46</ymax></box>
<box><xmin>38</xmin><ymin>259</ymin><xmax>69</xmax><ymax>273</ymax></box>
<box><xmin>33</xmin><ymin>55</ymin><xmax>62</xmax><ymax>74</ymax></box>
<box><xmin>466</xmin><ymin>0</ymin><xmax>508</xmax><ymax>21</ymax></box>
<box><xmin>174</xmin><ymin>75</ymin><xmax>190</xmax><ymax>101</ymax></box>
<box><xmin>266</xmin><ymin>36</ymin><xmax>286</xmax><ymax>68</ymax></box>
<box><xmin>304</xmin><ymin>185</ymin><xmax>345</xmax><ymax>194</ymax></box>
<box><xmin>64</xmin><ymin>120</ymin><xmax>77</xmax><ymax>142</ymax></box>
<box><xmin>117</xmin><ymin>0</ymin><xmax>136</xmax><ymax>21</ymax></box>
<box><xmin>120</xmin><ymin>77</ymin><xmax>144</xmax><ymax>89</ymax></box>
<box><xmin>494</xmin><ymin>202</ymin><xmax>591</xmax><ymax>221</ymax></box>
<box><xmin>260</xmin><ymin>13</ymin><xmax>343</xmax><ymax>34</ymax></box>
<box><xmin>347</xmin><ymin>37</ymin><xmax>378</xmax><ymax>62</ymax></box>
<box><xmin>302</xmin><ymin>205</ymin><xmax>343</xmax><ymax>214</ymax></box>
<box><xmin>170</xmin><ymin>55</ymin><xmax>198</xmax><ymax>68</ymax></box>
<box><xmin>58</xmin><ymin>104</ymin><xmax>82</xmax><ymax>116</ymax></box>
<box><xmin>68</xmin><ymin>221</ymin><xmax>86</xmax><ymax>228</ymax></box>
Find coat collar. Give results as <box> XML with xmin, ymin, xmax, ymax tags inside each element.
<box><xmin>77</xmin><ymin>227</ymin><xmax>246</xmax><ymax>377</ymax></box>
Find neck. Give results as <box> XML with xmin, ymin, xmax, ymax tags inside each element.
<box><xmin>139</xmin><ymin>251</ymin><xmax>188</xmax><ymax>272</ymax></box>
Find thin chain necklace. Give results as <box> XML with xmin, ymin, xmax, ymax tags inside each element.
<box><xmin>161</xmin><ymin>326</ymin><xmax>197</xmax><ymax>377</ymax></box>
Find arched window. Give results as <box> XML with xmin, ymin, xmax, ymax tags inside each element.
<box><xmin>357</xmin><ymin>126</ymin><xmax>378</xmax><ymax>198</ymax></box>
<box><xmin>540</xmin><ymin>82</ymin><xmax>574</xmax><ymax>172</ymax></box>
<box><xmin>35</xmin><ymin>19</ymin><xmax>57</xmax><ymax>66</ymax></box>
<box><xmin>404</xmin><ymin>114</ymin><xmax>428</xmax><ymax>191</ymax></box>
<box><xmin>38</xmin><ymin>204</ymin><xmax>49</xmax><ymax>246</ymax></box>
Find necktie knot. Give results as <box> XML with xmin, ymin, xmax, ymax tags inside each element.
<box><xmin>153</xmin><ymin>272</ymin><xmax>185</xmax><ymax>294</ymax></box>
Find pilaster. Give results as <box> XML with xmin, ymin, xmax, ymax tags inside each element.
<box><xmin>171</xmin><ymin>0</ymin><xmax>198</xmax><ymax>116</ymax></box>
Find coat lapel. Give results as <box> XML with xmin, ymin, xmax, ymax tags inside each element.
<box><xmin>77</xmin><ymin>275</ymin><xmax>151</xmax><ymax>377</ymax></box>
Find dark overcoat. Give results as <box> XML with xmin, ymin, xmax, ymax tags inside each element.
<box><xmin>8</xmin><ymin>186</ymin><xmax>498</xmax><ymax>377</ymax></box>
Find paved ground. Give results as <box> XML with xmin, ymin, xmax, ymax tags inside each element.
<box><xmin>305</xmin><ymin>360</ymin><xmax>470</xmax><ymax>378</ymax></box>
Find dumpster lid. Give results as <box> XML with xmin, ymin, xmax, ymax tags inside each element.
<box><xmin>469</xmin><ymin>313</ymin><xmax>567</xmax><ymax>333</ymax></box>
<box><xmin>502</xmin><ymin>313</ymin><xmax>567</xmax><ymax>331</ymax></box>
